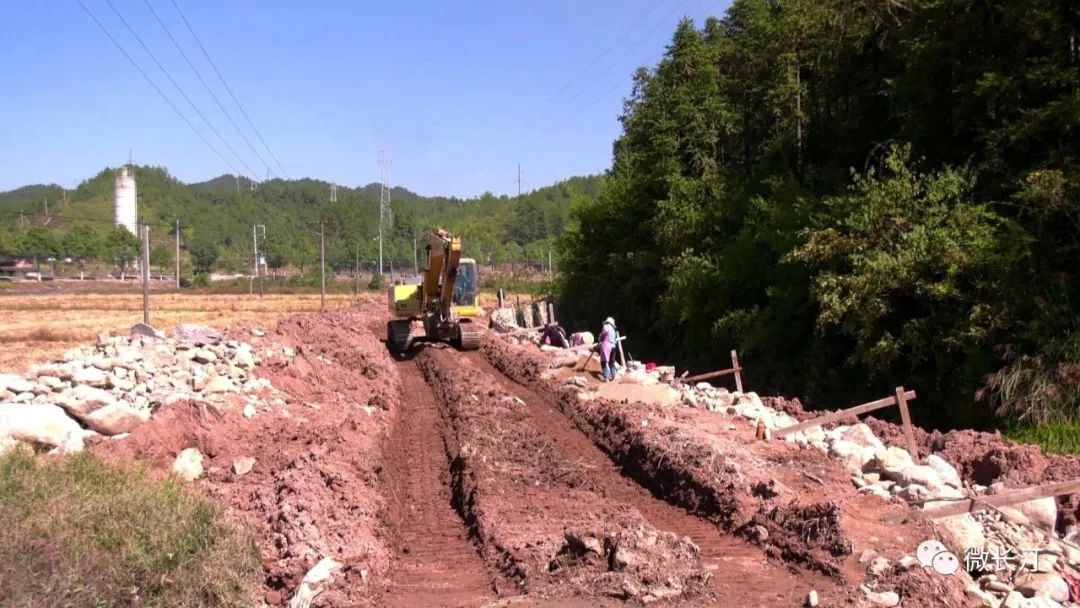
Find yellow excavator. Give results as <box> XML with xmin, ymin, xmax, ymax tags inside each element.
<box><xmin>386</xmin><ymin>228</ymin><xmax>482</xmax><ymax>354</ymax></box>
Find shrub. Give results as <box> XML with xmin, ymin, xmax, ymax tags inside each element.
<box><xmin>0</xmin><ymin>449</ymin><xmax>260</xmax><ymax>607</ymax></box>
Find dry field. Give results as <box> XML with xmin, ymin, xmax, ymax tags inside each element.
<box><xmin>0</xmin><ymin>291</ymin><xmax>356</xmax><ymax>372</ymax></box>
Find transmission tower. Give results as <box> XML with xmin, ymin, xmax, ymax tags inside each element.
<box><xmin>378</xmin><ymin>150</ymin><xmax>392</xmax><ymax>276</ymax></box>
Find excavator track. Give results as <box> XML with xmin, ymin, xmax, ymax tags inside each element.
<box><xmin>458</xmin><ymin>323</ymin><xmax>482</xmax><ymax>351</ymax></box>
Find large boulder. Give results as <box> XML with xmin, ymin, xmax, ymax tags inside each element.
<box><xmin>0</xmin><ymin>374</ymin><xmax>36</xmax><ymax>395</ymax></box>
<box><xmin>55</xmin><ymin>384</ymin><xmax>116</xmax><ymax>417</ymax></box>
<box><xmin>78</xmin><ymin>401</ymin><xmax>149</xmax><ymax>436</ymax></box>
<box><xmin>0</xmin><ymin>402</ymin><xmax>94</xmax><ymax>453</ymax></box>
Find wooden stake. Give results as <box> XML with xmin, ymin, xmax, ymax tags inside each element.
<box><xmin>774</xmin><ymin>390</ymin><xmax>917</xmax><ymax>439</ymax></box>
<box><xmin>895</xmin><ymin>386</ymin><xmax>920</xmax><ymax>463</ymax></box>
<box><xmin>922</xmin><ymin>479</ymin><xmax>1080</xmax><ymax>519</ymax></box>
<box><xmin>731</xmin><ymin>350</ymin><xmax>743</xmax><ymax>393</ymax></box>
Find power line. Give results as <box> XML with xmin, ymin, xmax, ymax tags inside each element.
<box><xmin>100</xmin><ymin>0</ymin><xmax>260</xmax><ymax>181</ymax></box>
<box><xmin>543</xmin><ymin>1</ymin><xmax>668</xmax><ymax>104</ymax></box>
<box><xmin>76</xmin><ymin>0</ymin><xmax>244</xmax><ymax>178</ymax></box>
<box><xmin>169</xmin><ymin>0</ymin><xmax>291</xmax><ymax>180</ymax></box>
<box><xmin>142</xmin><ymin>0</ymin><xmax>276</xmax><ymax>179</ymax></box>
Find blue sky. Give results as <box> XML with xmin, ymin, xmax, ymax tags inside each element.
<box><xmin>0</xmin><ymin>1</ymin><xmax>726</xmax><ymax>197</ymax></box>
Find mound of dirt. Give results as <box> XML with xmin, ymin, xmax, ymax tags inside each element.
<box><xmin>96</xmin><ymin>307</ymin><xmax>400</xmax><ymax>608</ymax></box>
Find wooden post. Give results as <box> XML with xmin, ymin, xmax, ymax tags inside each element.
<box><xmin>773</xmin><ymin>390</ymin><xmax>917</xmax><ymax>439</ymax></box>
<box><xmin>922</xmin><ymin>479</ymin><xmax>1080</xmax><ymax>519</ymax></box>
<box><xmin>731</xmin><ymin>350</ymin><xmax>743</xmax><ymax>393</ymax></box>
<box><xmin>895</xmin><ymin>386</ymin><xmax>920</xmax><ymax>463</ymax></box>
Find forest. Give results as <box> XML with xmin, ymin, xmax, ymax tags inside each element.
<box><xmin>558</xmin><ymin>0</ymin><xmax>1080</xmax><ymax>434</ymax></box>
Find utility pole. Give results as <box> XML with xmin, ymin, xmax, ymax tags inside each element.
<box><xmin>319</xmin><ymin>220</ymin><xmax>326</xmax><ymax>311</ymax></box>
<box><xmin>252</xmin><ymin>224</ymin><xmax>265</xmax><ymax>297</ymax></box>
<box><xmin>141</xmin><ymin>224</ymin><xmax>150</xmax><ymax>324</ymax></box>
<box><xmin>378</xmin><ymin>151</ymin><xmax>392</xmax><ymax>276</ymax></box>
<box><xmin>174</xmin><ymin>219</ymin><xmax>180</xmax><ymax>288</ymax></box>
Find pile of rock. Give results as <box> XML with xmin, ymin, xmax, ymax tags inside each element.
<box><xmin>673</xmin><ymin>381</ymin><xmax>1079</xmax><ymax>608</ymax></box>
<box><xmin>0</xmin><ymin>323</ymin><xmax>286</xmax><ymax>455</ymax></box>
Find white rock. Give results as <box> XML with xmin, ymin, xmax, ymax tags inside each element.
<box><xmin>0</xmin><ymin>402</ymin><xmax>94</xmax><ymax>453</ymax></box>
<box><xmin>78</xmin><ymin>401</ymin><xmax>149</xmax><ymax>436</ymax></box>
<box><xmin>860</xmin><ymin>586</ymin><xmax>900</xmax><ymax>607</ymax></box>
<box><xmin>172</xmin><ymin>448</ymin><xmax>204</xmax><ymax>481</ymax></box>
<box><xmin>897</xmin><ymin>464</ymin><xmax>944</xmax><ymax>490</ymax></box>
<box><xmin>72</xmin><ymin>366</ymin><xmax>108</xmax><ymax>387</ymax></box>
<box><xmin>841</xmin><ymin>423</ymin><xmax>886</xmax><ymax>451</ymax></box>
<box><xmin>871</xmin><ymin>446</ymin><xmax>915</xmax><ymax>479</ymax></box>
<box><xmin>1015</xmin><ymin>572</ymin><xmax>1069</xmax><ymax>603</ymax></box>
<box><xmin>1015</xmin><ymin>496</ymin><xmax>1057</xmax><ymax>532</ymax></box>
<box><xmin>936</xmin><ymin>514</ymin><xmax>986</xmax><ymax>555</ymax></box>
<box><xmin>204</xmin><ymin>375</ymin><xmax>236</xmax><ymax>394</ymax></box>
<box><xmin>0</xmin><ymin>374</ymin><xmax>36</xmax><ymax>395</ymax></box>
<box><xmin>232</xmin><ymin>344</ymin><xmax>255</xmax><ymax>369</ymax></box>
<box><xmin>232</xmin><ymin>456</ymin><xmax>256</xmax><ymax>476</ymax></box>
<box><xmin>924</xmin><ymin>454</ymin><xmax>964</xmax><ymax>488</ymax></box>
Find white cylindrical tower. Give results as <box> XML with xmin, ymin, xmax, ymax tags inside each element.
<box><xmin>114</xmin><ymin>165</ymin><xmax>138</xmax><ymax>234</ymax></box>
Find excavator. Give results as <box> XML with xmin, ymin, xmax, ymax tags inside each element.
<box><xmin>386</xmin><ymin>228</ymin><xmax>482</xmax><ymax>354</ymax></box>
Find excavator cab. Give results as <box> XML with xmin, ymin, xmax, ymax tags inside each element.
<box><xmin>386</xmin><ymin>230</ymin><xmax>482</xmax><ymax>354</ymax></box>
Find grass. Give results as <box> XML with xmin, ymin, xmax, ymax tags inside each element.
<box><xmin>1003</xmin><ymin>422</ymin><xmax>1080</xmax><ymax>455</ymax></box>
<box><xmin>0</xmin><ymin>448</ymin><xmax>260</xmax><ymax>607</ymax></box>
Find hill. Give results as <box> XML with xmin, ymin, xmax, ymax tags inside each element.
<box><xmin>0</xmin><ymin>167</ymin><xmax>600</xmax><ymax>276</ymax></box>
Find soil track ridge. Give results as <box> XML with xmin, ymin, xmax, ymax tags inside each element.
<box><xmin>462</xmin><ymin>351</ymin><xmax>830</xmax><ymax>606</ymax></box>
<box><xmin>381</xmin><ymin>359</ymin><xmax>498</xmax><ymax>607</ymax></box>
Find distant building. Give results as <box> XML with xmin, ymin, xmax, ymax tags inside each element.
<box><xmin>114</xmin><ymin>165</ymin><xmax>138</xmax><ymax>234</ymax></box>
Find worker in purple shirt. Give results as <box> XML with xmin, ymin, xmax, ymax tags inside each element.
<box><xmin>599</xmin><ymin>317</ymin><xmax>617</xmax><ymax>382</ymax></box>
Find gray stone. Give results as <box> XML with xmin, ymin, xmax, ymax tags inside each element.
<box><xmin>130</xmin><ymin>322</ymin><xmax>160</xmax><ymax>338</ymax></box>
<box><xmin>174</xmin><ymin>324</ymin><xmax>221</xmax><ymax>345</ymax></box>
<box><xmin>78</xmin><ymin>401</ymin><xmax>148</xmax><ymax>436</ymax></box>
<box><xmin>72</xmin><ymin>366</ymin><xmax>108</xmax><ymax>387</ymax></box>
<box><xmin>192</xmin><ymin>349</ymin><xmax>217</xmax><ymax>364</ymax></box>
<box><xmin>896</xmin><ymin>464</ymin><xmax>944</xmax><ymax>490</ymax></box>
<box><xmin>172</xmin><ymin>447</ymin><xmax>204</xmax><ymax>481</ymax></box>
<box><xmin>56</xmin><ymin>384</ymin><xmax>116</xmax><ymax>416</ymax></box>
<box><xmin>0</xmin><ymin>374</ymin><xmax>36</xmax><ymax>395</ymax></box>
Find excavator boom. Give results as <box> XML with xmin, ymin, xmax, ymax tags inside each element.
<box><xmin>386</xmin><ymin>228</ymin><xmax>480</xmax><ymax>353</ymax></box>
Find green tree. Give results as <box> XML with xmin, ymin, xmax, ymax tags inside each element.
<box><xmin>61</xmin><ymin>226</ymin><xmax>102</xmax><ymax>276</ymax></box>
<box><xmin>187</xmin><ymin>237</ymin><xmax>218</xmax><ymax>275</ymax></box>
<box><xmin>102</xmin><ymin>228</ymin><xmax>139</xmax><ymax>278</ymax></box>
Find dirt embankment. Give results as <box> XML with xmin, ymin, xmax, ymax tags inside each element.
<box><xmin>97</xmin><ymin>307</ymin><xmax>399</xmax><ymax>607</ymax></box>
<box><xmin>481</xmin><ymin>335</ymin><xmax>971</xmax><ymax>607</ymax></box>
<box><xmin>417</xmin><ymin>346</ymin><xmax>712</xmax><ymax>605</ymax></box>
<box><xmin>769</xmin><ymin>395</ymin><xmax>1080</xmax><ymax>532</ymax></box>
